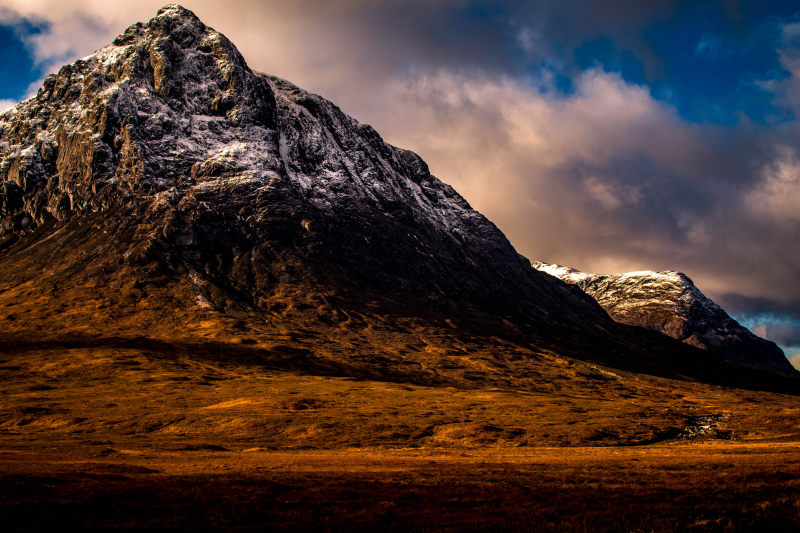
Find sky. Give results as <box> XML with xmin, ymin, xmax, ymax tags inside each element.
<box><xmin>0</xmin><ymin>0</ymin><xmax>799</xmax><ymax>366</ymax></box>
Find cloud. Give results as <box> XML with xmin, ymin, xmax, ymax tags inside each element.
<box><xmin>0</xmin><ymin>98</ymin><xmax>17</xmax><ymax>112</ymax></box>
<box><xmin>351</xmin><ymin>67</ymin><xmax>799</xmax><ymax>308</ymax></box>
<box><xmin>360</xmin><ymin>69</ymin><xmax>695</xmax><ymax>241</ymax></box>
<box><xmin>762</xmin><ymin>19</ymin><xmax>800</xmax><ymax>116</ymax></box>
<box><xmin>694</xmin><ymin>34</ymin><xmax>722</xmax><ymax>58</ymax></box>
<box><xmin>749</xmin><ymin>320</ymin><xmax>800</xmax><ymax>347</ymax></box>
<box><xmin>0</xmin><ymin>0</ymin><xmax>159</xmax><ymax>73</ymax></box>
<box><xmin>718</xmin><ymin>296</ymin><xmax>800</xmax><ymax>356</ymax></box>
<box><xmin>748</xmin><ymin>146</ymin><xmax>800</xmax><ymax>223</ymax></box>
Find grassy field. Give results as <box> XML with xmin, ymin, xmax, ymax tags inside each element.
<box><xmin>2</xmin><ymin>445</ymin><xmax>800</xmax><ymax>531</ymax></box>
<box><xmin>2</xmin><ymin>339</ymin><xmax>800</xmax><ymax>531</ymax></box>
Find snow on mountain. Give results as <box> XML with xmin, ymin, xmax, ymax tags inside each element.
<box><xmin>532</xmin><ymin>261</ymin><xmax>796</xmax><ymax>375</ymax></box>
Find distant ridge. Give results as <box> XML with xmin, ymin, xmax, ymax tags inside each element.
<box><xmin>534</xmin><ymin>262</ymin><xmax>795</xmax><ymax>376</ymax></box>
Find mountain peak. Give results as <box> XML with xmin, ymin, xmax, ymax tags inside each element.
<box><xmin>103</xmin><ymin>3</ymin><xmax>256</xmax><ymax>106</ymax></box>
<box><xmin>113</xmin><ymin>4</ymin><xmax>209</xmax><ymax>50</ymax></box>
<box><xmin>124</xmin><ymin>4</ymin><xmax>206</xmax><ymax>44</ymax></box>
<box><xmin>0</xmin><ymin>3</ymin><xmax>277</xmax><ymax>230</ymax></box>
<box><xmin>534</xmin><ymin>262</ymin><xmax>795</xmax><ymax>375</ymax></box>
<box><xmin>155</xmin><ymin>3</ymin><xmax>200</xmax><ymax>21</ymax></box>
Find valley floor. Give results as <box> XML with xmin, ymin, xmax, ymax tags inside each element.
<box><xmin>2</xmin><ymin>444</ymin><xmax>800</xmax><ymax>532</ymax></box>
<box><xmin>2</xmin><ymin>340</ymin><xmax>800</xmax><ymax>531</ymax></box>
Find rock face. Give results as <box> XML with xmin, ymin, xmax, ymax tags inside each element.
<box><xmin>0</xmin><ymin>5</ymin><xmax>795</xmax><ymax>386</ymax></box>
<box><xmin>0</xmin><ymin>4</ymin><xmax>274</xmax><ymax>231</ymax></box>
<box><xmin>533</xmin><ymin>262</ymin><xmax>795</xmax><ymax>376</ymax></box>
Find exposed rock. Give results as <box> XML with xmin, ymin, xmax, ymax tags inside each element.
<box><xmin>533</xmin><ymin>262</ymin><xmax>795</xmax><ymax>376</ymax></box>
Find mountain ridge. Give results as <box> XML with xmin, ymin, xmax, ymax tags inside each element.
<box><xmin>533</xmin><ymin>261</ymin><xmax>795</xmax><ymax>376</ymax></box>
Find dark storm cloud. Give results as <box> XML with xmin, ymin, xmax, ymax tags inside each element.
<box><xmin>755</xmin><ymin>323</ymin><xmax>800</xmax><ymax>348</ymax></box>
<box><xmin>717</xmin><ymin>294</ymin><xmax>800</xmax><ymax>329</ymax></box>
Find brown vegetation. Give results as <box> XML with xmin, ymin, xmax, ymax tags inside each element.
<box><xmin>2</xmin><ymin>326</ymin><xmax>800</xmax><ymax>531</ymax></box>
<box><xmin>2</xmin><ymin>207</ymin><xmax>799</xmax><ymax>532</ymax></box>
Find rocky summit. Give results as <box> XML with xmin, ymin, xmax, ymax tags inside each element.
<box><xmin>0</xmin><ymin>5</ymin><xmax>795</xmax><ymax>390</ymax></box>
<box><xmin>533</xmin><ymin>262</ymin><xmax>795</xmax><ymax>376</ymax></box>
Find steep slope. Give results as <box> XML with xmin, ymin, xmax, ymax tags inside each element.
<box><xmin>533</xmin><ymin>262</ymin><xmax>795</xmax><ymax>376</ymax></box>
<box><xmin>0</xmin><ymin>5</ymin><xmax>795</xmax><ymax>389</ymax></box>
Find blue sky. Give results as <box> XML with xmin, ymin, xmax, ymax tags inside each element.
<box><xmin>639</xmin><ymin>0</ymin><xmax>798</xmax><ymax>124</ymax></box>
<box><xmin>0</xmin><ymin>20</ymin><xmax>42</xmax><ymax>103</ymax></box>
<box><xmin>0</xmin><ymin>0</ymin><xmax>799</xmax><ymax>365</ymax></box>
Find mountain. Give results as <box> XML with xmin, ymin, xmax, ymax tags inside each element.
<box><xmin>533</xmin><ymin>262</ymin><xmax>795</xmax><ymax>376</ymax></box>
<box><xmin>0</xmin><ymin>4</ymin><xmax>795</xmax><ymax>389</ymax></box>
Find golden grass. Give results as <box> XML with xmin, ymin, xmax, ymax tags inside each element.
<box><xmin>2</xmin><ymin>341</ymin><xmax>800</xmax><ymax>453</ymax></box>
<box><xmin>2</xmin><ymin>444</ymin><xmax>800</xmax><ymax>531</ymax></box>
<box><xmin>2</xmin><ymin>332</ymin><xmax>799</xmax><ymax>530</ymax></box>
<box><xmin>2</xmin><ymin>217</ymin><xmax>800</xmax><ymax>530</ymax></box>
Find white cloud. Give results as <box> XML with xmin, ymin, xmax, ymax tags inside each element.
<box><xmin>0</xmin><ymin>99</ymin><xmax>18</xmax><ymax>112</ymax></box>
<box><xmin>347</xmin><ymin>69</ymin><xmax>700</xmax><ymax>268</ymax></box>
<box><xmin>761</xmin><ymin>20</ymin><xmax>800</xmax><ymax>116</ymax></box>
<box><xmin>749</xmin><ymin>146</ymin><xmax>800</xmax><ymax>223</ymax></box>
<box><xmin>516</xmin><ymin>25</ymin><xmax>541</xmax><ymax>55</ymax></box>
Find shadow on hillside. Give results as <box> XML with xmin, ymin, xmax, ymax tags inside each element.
<box><xmin>0</xmin><ymin>334</ymin><xmax>451</xmax><ymax>388</ymax></box>
<box><xmin>2</xmin><ymin>332</ymin><xmax>799</xmax><ymax>396</ymax></box>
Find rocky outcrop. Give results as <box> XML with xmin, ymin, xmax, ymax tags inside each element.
<box><xmin>0</xmin><ymin>4</ymin><xmax>275</xmax><ymax>233</ymax></box>
<box><xmin>533</xmin><ymin>262</ymin><xmax>795</xmax><ymax>376</ymax></box>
